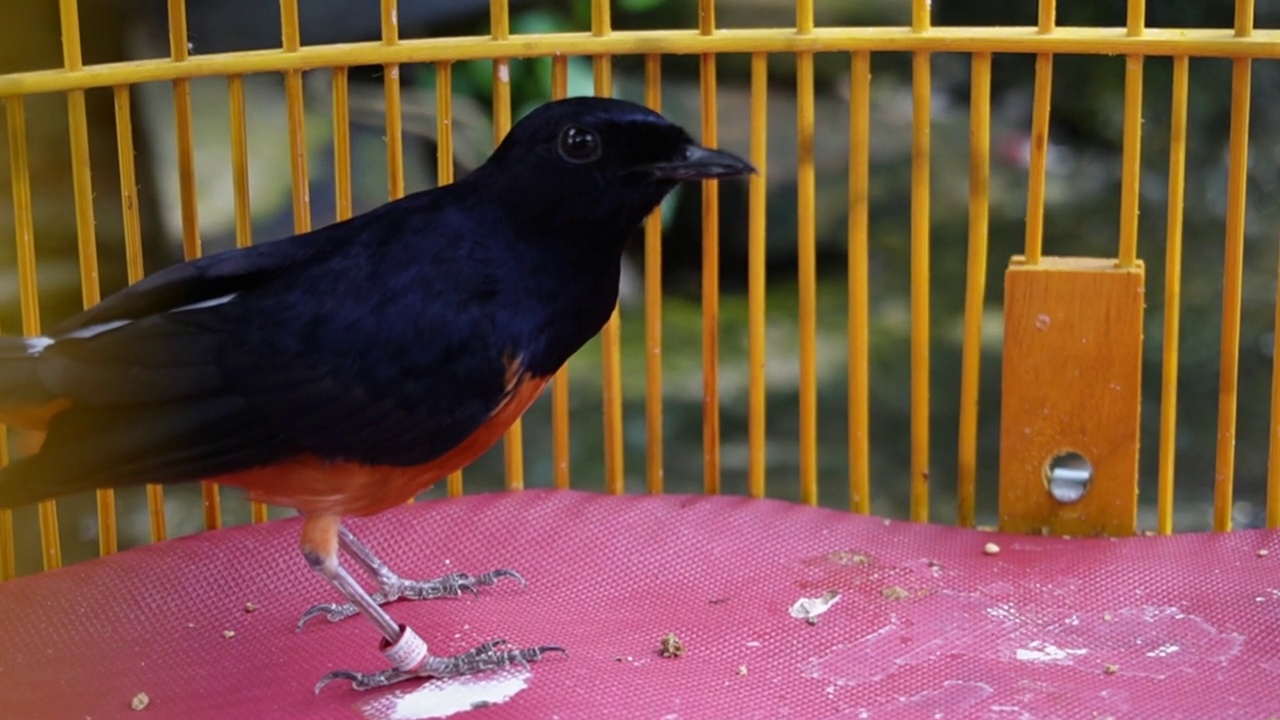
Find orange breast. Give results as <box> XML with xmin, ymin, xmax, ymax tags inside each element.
<box><xmin>211</xmin><ymin>374</ymin><xmax>551</xmax><ymax>517</ymax></box>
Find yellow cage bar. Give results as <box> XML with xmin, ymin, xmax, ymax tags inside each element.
<box><xmin>1</xmin><ymin>0</ymin><xmax>1278</xmax><ymax>576</ymax></box>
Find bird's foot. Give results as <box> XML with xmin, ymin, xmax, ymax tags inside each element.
<box><xmin>315</xmin><ymin>636</ymin><xmax>566</xmax><ymax>693</ymax></box>
<box><xmin>297</xmin><ymin>568</ymin><xmax>524</xmax><ymax>628</ymax></box>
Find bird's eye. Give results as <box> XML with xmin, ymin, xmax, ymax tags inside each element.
<box><xmin>557</xmin><ymin>125</ymin><xmax>602</xmax><ymax>164</ymax></box>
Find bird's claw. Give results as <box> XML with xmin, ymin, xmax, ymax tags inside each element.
<box><xmin>297</xmin><ymin>569</ymin><xmax>525</xmax><ymax>630</ymax></box>
<box><xmin>314</xmin><ymin>639</ymin><xmax>567</xmax><ymax>693</ymax></box>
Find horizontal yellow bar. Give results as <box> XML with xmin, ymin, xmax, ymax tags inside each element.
<box><xmin>3</xmin><ymin>27</ymin><xmax>1279</xmax><ymax>97</ymax></box>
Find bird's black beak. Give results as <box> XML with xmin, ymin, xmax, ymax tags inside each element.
<box><xmin>641</xmin><ymin>144</ymin><xmax>756</xmax><ymax>182</ymax></box>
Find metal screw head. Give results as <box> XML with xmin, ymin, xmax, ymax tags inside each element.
<box><xmin>1045</xmin><ymin>451</ymin><xmax>1092</xmax><ymax>503</ymax></box>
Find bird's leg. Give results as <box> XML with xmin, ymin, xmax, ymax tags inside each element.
<box><xmin>315</xmin><ymin>638</ymin><xmax>567</xmax><ymax>693</ymax></box>
<box><xmin>299</xmin><ymin>515</ymin><xmax>403</xmax><ymax>644</ymax></box>
<box><xmin>299</xmin><ymin>515</ymin><xmax>564</xmax><ymax>693</ymax></box>
<box><xmin>297</xmin><ymin>524</ymin><xmax>523</xmax><ymax>627</ymax></box>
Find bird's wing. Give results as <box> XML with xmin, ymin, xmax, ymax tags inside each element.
<box><xmin>0</xmin><ymin>234</ymin><xmax>522</xmax><ymax>507</ymax></box>
<box><xmin>47</xmin><ymin>232</ymin><xmax>329</xmax><ymax>337</ymax></box>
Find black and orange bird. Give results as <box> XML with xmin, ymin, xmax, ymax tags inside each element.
<box><xmin>0</xmin><ymin>97</ymin><xmax>753</xmax><ymax>691</ymax></box>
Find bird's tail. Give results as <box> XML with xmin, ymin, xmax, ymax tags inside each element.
<box><xmin>0</xmin><ymin>335</ymin><xmax>72</xmax><ymax>508</ymax></box>
<box><xmin>0</xmin><ymin>336</ymin><xmax>57</xmax><ymax>424</ymax></box>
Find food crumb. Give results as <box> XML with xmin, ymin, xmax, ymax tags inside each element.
<box><xmin>1103</xmin><ymin>663</ymin><xmax>1120</xmax><ymax>675</ymax></box>
<box><xmin>983</xmin><ymin>542</ymin><xmax>1001</xmax><ymax>555</ymax></box>
<box><xmin>660</xmin><ymin>632</ymin><xmax>685</xmax><ymax>658</ymax></box>
<box><xmin>614</xmin><ymin>655</ymin><xmax>633</xmax><ymax>662</ymax></box>
<box><xmin>244</xmin><ymin>602</ymin><xmax>258</xmax><ymax>613</ymax></box>
<box><xmin>737</xmin><ymin>665</ymin><xmax>748</xmax><ymax>676</ymax></box>
<box><xmin>1103</xmin><ymin>612</ymin><xmax>1114</xmax><ymax>622</ymax></box>
<box><xmin>1258</xmin><ymin>549</ymin><xmax>1270</xmax><ymax>558</ymax></box>
<box><xmin>131</xmin><ymin>692</ymin><xmax>149</xmax><ymax>711</ymax></box>
<box><xmin>881</xmin><ymin>586</ymin><xmax>911</xmax><ymax>600</ymax></box>
<box><xmin>222</xmin><ymin>630</ymin><xmax>236</xmax><ymax>639</ymax></box>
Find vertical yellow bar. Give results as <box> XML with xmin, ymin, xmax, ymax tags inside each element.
<box><xmin>957</xmin><ymin>54</ymin><xmax>991</xmax><ymax>528</ymax></box>
<box><xmin>1126</xmin><ymin>0</ymin><xmax>1146</xmax><ymax>36</ymax></box>
<box><xmin>115</xmin><ymin>84</ymin><xmax>167</xmax><ymax>541</ymax></box>
<box><xmin>911</xmin><ymin>0</ymin><xmax>930</xmax><ymax>32</ymax></box>
<box><xmin>115</xmin><ymin>87</ymin><xmax>145</xmax><ymax>284</ymax></box>
<box><xmin>280</xmin><ymin>0</ymin><xmax>300</xmax><ymax>51</ymax></box>
<box><xmin>6</xmin><ymin>98</ymin><xmax>60</xmax><ymax>569</ymax></box>
<box><xmin>227</xmin><ymin>76</ymin><xmax>266</xmax><ymax>524</ymax></box>
<box><xmin>847</xmin><ymin>52</ymin><xmax>871</xmax><ymax>514</ymax></box>
<box><xmin>1024</xmin><ymin>54</ymin><xmax>1052</xmax><ymax>265</ymax></box>
<box><xmin>281</xmin><ymin>11</ymin><xmax>310</xmax><ymax>236</ymax></box>
<box><xmin>1038</xmin><ymin>0</ymin><xmax>1056</xmax><ymax>33</ymax></box>
<box><xmin>433</xmin><ymin>61</ymin><xmax>463</xmax><ymax>498</ymax></box>
<box><xmin>61</xmin><ymin>0</ymin><xmax>113</xmax><ymax>556</ymax></box>
<box><xmin>489</xmin><ymin>0</ymin><xmax>523</xmax><ymax>491</ymax></box>
<box><xmin>1235</xmin><ymin>0</ymin><xmax>1254</xmax><ymax>35</ymax></box>
<box><xmin>1215</xmin><ymin>4</ymin><xmax>1253</xmax><ymax>531</ymax></box>
<box><xmin>60</xmin><ymin>0</ymin><xmax>84</xmax><ymax>70</ymax></box>
<box><xmin>643</xmin><ymin>55</ymin><xmax>665</xmax><ymax>495</ymax></box>
<box><xmin>332</xmin><ymin>68</ymin><xmax>353</xmax><ymax>222</ymax></box>
<box><xmin>909</xmin><ymin>51</ymin><xmax>932</xmax><ymax>523</ymax></box>
<box><xmin>550</xmin><ymin>56</ymin><xmax>572</xmax><ymax>491</ymax></box>
<box><xmin>699</xmin><ymin>0</ymin><xmax>720</xmax><ymax>496</ymax></box>
<box><xmin>747</xmin><ymin>52</ymin><xmax>768</xmax><ymax>500</ymax></box>
<box><xmin>228</xmin><ymin>77</ymin><xmax>253</xmax><ymax>251</ymax></box>
<box><xmin>592</xmin><ymin>2</ymin><xmax>624</xmax><ymax>496</ymax></box>
<box><xmin>168</xmin><ymin>0</ymin><xmax>219</xmax><ymax>529</ymax></box>
<box><xmin>797</xmin><ymin>0</ymin><xmax>815</xmax><ymax>33</ymax></box>
<box><xmin>382</xmin><ymin>0</ymin><xmax>404</xmax><ymax>202</ymax></box>
<box><xmin>796</xmin><ymin>2</ymin><xmax>818</xmax><ymax>507</ymax></box>
<box><xmin>1025</xmin><ymin>3</ymin><xmax>1054</xmax><ymax>265</ymax></box>
<box><xmin>1117</xmin><ymin>53</ymin><xmax>1144</xmax><ymax>268</ymax></box>
<box><xmin>1159</xmin><ymin>56</ymin><xmax>1188</xmax><ymax>535</ymax></box>
<box><xmin>66</xmin><ymin>95</ymin><xmax>100</xmax><ymax>314</ymax></box>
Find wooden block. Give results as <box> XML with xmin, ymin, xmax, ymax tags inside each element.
<box><xmin>999</xmin><ymin>256</ymin><xmax>1145</xmax><ymax>536</ymax></box>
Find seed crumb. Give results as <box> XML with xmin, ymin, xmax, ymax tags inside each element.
<box><xmin>660</xmin><ymin>632</ymin><xmax>685</xmax><ymax>658</ymax></box>
<box><xmin>222</xmin><ymin>630</ymin><xmax>236</xmax><ymax>639</ymax></box>
<box><xmin>983</xmin><ymin>542</ymin><xmax>1001</xmax><ymax>555</ymax></box>
<box><xmin>1103</xmin><ymin>663</ymin><xmax>1120</xmax><ymax>675</ymax></box>
<box><xmin>131</xmin><ymin>692</ymin><xmax>150</xmax><ymax>711</ymax></box>
<box><xmin>737</xmin><ymin>665</ymin><xmax>748</xmax><ymax>676</ymax></box>
<box><xmin>881</xmin><ymin>586</ymin><xmax>911</xmax><ymax>600</ymax></box>
<box><xmin>244</xmin><ymin>602</ymin><xmax>258</xmax><ymax>613</ymax></box>
<box><xmin>1258</xmin><ymin>549</ymin><xmax>1270</xmax><ymax>558</ymax></box>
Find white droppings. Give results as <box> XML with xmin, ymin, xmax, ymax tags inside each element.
<box><xmin>363</xmin><ymin>669</ymin><xmax>530</xmax><ymax>720</ymax></box>
<box><xmin>1014</xmin><ymin>640</ymin><xmax>1088</xmax><ymax>663</ymax></box>
<box><xmin>1145</xmin><ymin>643</ymin><xmax>1181</xmax><ymax>658</ymax></box>
<box><xmin>497</xmin><ymin>63</ymin><xmax>510</xmax><ymax>84</ymax></box>
<box><xmin>790</xmin><ymin>591</ymin><xmax>840</xmax><ymax>622</ymax></box>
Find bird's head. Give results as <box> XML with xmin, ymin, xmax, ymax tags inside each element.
<box><xmin>474</xmin><ymin>97</ymin><xmax>755</xmax><ymax>238</ymax></box>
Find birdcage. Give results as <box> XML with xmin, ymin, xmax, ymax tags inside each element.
<box><xmin>1</xmin><ymin>0</ymin><xmax>1278</xmax><ymax>717</ymax></box>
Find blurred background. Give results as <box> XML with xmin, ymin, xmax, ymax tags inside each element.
<box><xmin>2</xmin><ymin>0</ymin><xmax>1280</xmax><ymax>573</ymax></box>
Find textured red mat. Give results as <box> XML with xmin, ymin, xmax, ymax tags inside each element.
<box><xmin>1</xmin><ymin>489</ymin><xmax>1278</xmax><ymax>719</ymax></box>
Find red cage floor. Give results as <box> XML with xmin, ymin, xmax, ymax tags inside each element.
<box><xmin>1</xmin><ymin>489</ymin><xmax>1278</xmax><ymax>719</ymax></box>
